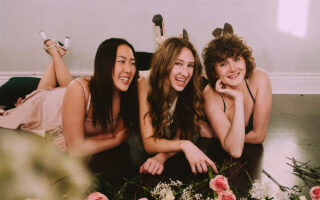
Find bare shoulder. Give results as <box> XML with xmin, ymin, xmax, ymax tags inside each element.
<box><xmin>249</xmin><ymin>68</ymin><xmax>272</xmax><ymax>97</ymax></box>
<box><xmin>250</xmin><ymin>68</ymin><xmax>270</xmax><ymax>83</ymax></box>
<box><xmin>65</xmin><ymin>79</ymin><xmax>87</xmax><ymax>98</ymax></box>
<box><xmin>203</xmin><ymin>84</ymin><xmax>224</xmax><ymax>111</ymax></box>
<box><xmin>203</xmin><ymin>84</ymin><xmax>221</xmax><ymax>100</ymax></box>
<box><xmin>248</xmin><ymin>68</ymin><xmax>271</xmax><ymax>90</ymax></box>
<box><xmin>138</xmin><ymin>77</ymin><xmax>148</xmax><ymax>93</ymax></box>
<box><xmin>67</xmin><ymin>79</ymin><xmax>82</xmax><ymax>90</ymax></box>
<box><xmin>202</xmin><ymin>84</ymin><xmax>212</xmax><ymax>97</ymax></box>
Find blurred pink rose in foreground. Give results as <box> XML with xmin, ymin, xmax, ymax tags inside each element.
<box><xmin>209</xmin><ymin>175</ymin><xmax>230</xmax><ymax>194</ymax></box>
<box><xmin>86</xmin><ymin>192</ymin><xmax>108</xmax><ymax>200</ymax></box>
<box><xmin>218</xmin><ymin>190</ymin><xmax>236</xmax><ymax>200</ymax></box>
<box><xmin>138</xmin><ymin>198</ymin><xmax>148</xmax><ymax>200</ymax></box>
<box><xmin>310</xmin><ymin>186</ymin><xmax>320</xmax><ymax>200</ymax></box>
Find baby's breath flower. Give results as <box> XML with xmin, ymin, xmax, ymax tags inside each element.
<box><xmin>179</xmin><ymin>185</ymin><xmax>193</xmax><ymax>200</ymax></box>
<box><xmin>169</xmin><ymin>179</ymin><xmax>182</xmax><ymax>187</ymax></box>
<box><xmin>151</xmin><ymin>182</ymin><xmax>175</xmax><ymax>200</ymax></box>
<box><xmin>165</xmin><ymin>193</ymin><xmax>175</xmax><ymax>200</ymax></box>
<box><xmin>194</xmin><ymin>193</ymin><xmax>202</xmax><ymax>200</ymax></box>
<box><xmin>274</xmin><ymin>190</ymin><xmax>290</xmax><ymax>200</ymax></box>
<box><xmin>249</xmin><ymin>180</ymin><xmax>276</xmax><ymax>199</ymax></box>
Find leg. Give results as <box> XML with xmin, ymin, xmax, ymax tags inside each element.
<box><xmin>37</xmin><ymin>61</ymin><xmax>58</xmax><ymax>90</ymax></box>
<box><xmin>153</xmin><ymin>15</ymin><xmax>166</xmax><ymax>46</ymax></box>
<box><xmin>37</xmin><ymin>40</ymin><xmax>73</xmax><ymax>90</ymax></box>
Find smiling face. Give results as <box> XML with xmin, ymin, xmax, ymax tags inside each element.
<box><xmin>169</xmin><ymin>47</ymin><xmax>195</xmax><ymax>93</ymax></box>
<box><xmin>112</xmin><ymin>44</ymin><xmax>136</xmax><ymax>93</ymax></box>
<box><xmin>215</xmin><ymin>55</ymin><xmax>246</xmax><ymax>87</ymax></box>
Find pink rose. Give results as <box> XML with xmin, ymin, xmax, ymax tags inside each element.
<box><xmin>310</xmin><ymin>186</ymin><xmax>320</xmax><ymax>200</ymax></box>
<box><xmin>86</xmin><ymin>192</ymin><xmax>108</xmax><ymax>200</ymax></box>
<box><xmin>209</xmin><ymin>175</ymin><xmax>230</xmax><ymax>194</ymax></box>
<box><xmin>218</xmin><ymin>190</ymin><xmax>236</xmax><ymax>200</ymax></box>
<box><xmin>138</xmin><ymin>198</ymin><xmax>148</xmax><ymax>200</ymax></box>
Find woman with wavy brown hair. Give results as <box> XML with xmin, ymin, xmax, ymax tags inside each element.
<box><xmin>138</xmin><ymin>37</ymin><xmax>217</xmax><ymax>175</ymax></box>
<box><xmin>201</xmin><ymin>24</ymin><xmax>272</xmax><ymax>158</ymax></box>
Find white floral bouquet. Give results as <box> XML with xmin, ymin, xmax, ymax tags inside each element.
<box><xmin>137</xmin><ymin>169</ymin><xmax>237</xmax><ymax>200</ymax></box>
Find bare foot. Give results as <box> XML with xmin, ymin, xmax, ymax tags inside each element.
<box><xmin>44</xmin><ymin>39</ymin><xmax>61</xmax><ymax>57</ymax></box>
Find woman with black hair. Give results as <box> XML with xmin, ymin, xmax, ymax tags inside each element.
<box><xmin>0</xmin><ymin>36</ymin><xmax>139</xmax><ymax>156</ymax></box>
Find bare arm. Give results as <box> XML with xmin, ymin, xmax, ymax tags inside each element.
<box><xmin>245</xmin><ymin>69</ymin><xmax>272</xmax><ymax>143</ymax></box>
<box><xmin>62</xmin><ymin>80</ymin><xmax>128</xmax><ymax>156</ymax></box>
<box><xmin>203</xmin><ymin>83</ymin><xmax>245</xmax><ymax>158</ymax></box>
<box><xmin>138</xmin><ymin>78</ymin><xmax>217</xmax><ymax>174</ymax></box>
<box><xmin>203</xmin><ymin>69</ymin><xmax>272</xmax><ymax>158</ymax></box>
<box><xmin>139</xmin><ymin>132</ymin><xmax>180</xmax><ymax>175</ymax></box>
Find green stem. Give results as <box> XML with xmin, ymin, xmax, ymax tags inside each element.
<box><xmin>245</xmin><ymin>169</ymin><xmax>253</xmax><ymax>184</ymax></box>
<box><xmin>208</xmin><ymin>166</ymin><xmax>214</xmax><ymax>180</ymax></box>
<box><xmin>208</xmin><ymin>166</ymin><xmax>216</xmax><ymax>198</ymax></box>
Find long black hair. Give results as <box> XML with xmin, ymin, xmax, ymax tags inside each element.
<box><xmin>89</xmin><ymin>38</ymin><xmax>139</xmax><ymax>134</ymax></box>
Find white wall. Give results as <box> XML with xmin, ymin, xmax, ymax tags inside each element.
<box><xmin>1</xmin><ymin>0</ymin><xmax>320</xmax><ymax>93</ymax></box>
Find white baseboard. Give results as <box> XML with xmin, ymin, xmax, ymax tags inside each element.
<box><xmin>269</xmin><ymin>73</ymin><xmax>320</xmax><ymax>94</ymax></box>
<box><xmin>1</xmin><ymin>72</ymin><xmax>320</xmax><ymax>94</ymax></box>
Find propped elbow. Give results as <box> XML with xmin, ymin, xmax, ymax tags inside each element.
<box><xmin>224</xmin><ymin>143</ymin><xmax>244</xmax><ymax>158</ymax></box>
<box><xmin>223</xmin><ymin>141</ymin><xmax>244</xmax><ymax>158</ymax></box>
<box><xmin>228</xmin><ymin>149</ymin><xmax>243</xmax><ymax>158</ymax></box>
<box><xmin>67</xmin><ymin>144</ymin><xmax>88</xmax><ymax>157</ymax></box>
<box><xmin>143</xmin><ymin>142</ymin><xmax>157</xmax><ymax>154</ymax></box>
<box><xmin>142</xmin><ymin>136</ymin><xmax>164</xmax><ymax>154</ymax></box>
<box><xmin>67</xmin><ymin>148</ymin><xmax>84</xmax><ymax>157</ymax></box>
<box><xmin>253</xmin><ymin>135</ymin><xmax>266</xmax><ymax>144</ymax></box>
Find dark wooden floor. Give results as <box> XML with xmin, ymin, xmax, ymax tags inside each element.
<box><xmin>261</xmin><ymin>94</ymin><xmax>320</xmax><ymax>194</ymax></box>
<box><xmin>1</xmin><ymin>94</ymin><xmax>319</xmax><ymax>198</ymax></box>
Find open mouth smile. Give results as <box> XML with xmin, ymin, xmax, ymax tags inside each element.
<box><xmin>120</xmin><ymin>76</ymin><xmax>130</xmax><ymax>84</ymax></box>
<box><xmin>176</xmin><ymin>77</ymin><xmax>187</xmax><ymax>83</ymax></box>
<box><xmin>227</xmin><ymin>72</ymin><xmax>241</xmax><ymax>79</ymax></box>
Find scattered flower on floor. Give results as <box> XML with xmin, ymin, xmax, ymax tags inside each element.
<box><xmin>310</xmin><ymin>186</ymin><xmax>320</xmax><ymax>200</ymax></box>
<box><xmin>217</xmin><ymin>190</ymin><xmax>236</xmax><ymax>200</ymax></box>
<box><xmin>86</xmin><ymin>192</ymin><xmax>108</xmax><ymax>200</ymax></box>
<box><xmin>209</xmin><ymin>175</ymin><xmax>230</xmax><ymax>195</ymax></box>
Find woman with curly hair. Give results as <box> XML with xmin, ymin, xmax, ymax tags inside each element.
<box><xmin>201</xmin><ymin>25</ymin><xmax>272</xmax><ymax>158</ymax></box>
<box><xmin>138</xmin><ymin>37</ymin><xmax>217</xmax><ymax>175</ymax></box>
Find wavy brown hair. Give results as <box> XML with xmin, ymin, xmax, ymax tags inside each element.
<box><xmin>147</xmin><ymin>37</ymin><xmax>204</xmax><ymax>140</ymax></box>
<box><xmin>89</xmin><ymin>38</ymin><xmax>139</xmax><ymax>134</ymax></box>
<box><xmin>202</xmin><ymin>34</ymin><xmax>256</xmax><ymax>89</ymax></box>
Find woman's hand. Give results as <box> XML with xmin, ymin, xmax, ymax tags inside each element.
<box><xmin>140</xmin><ymin>153</ymin><xmax>167</xmax><ymax>175</ymax></box>
<box><xmin>181</xmin><ymin>141</ymin><xmax>218</xmax><ymax>174</ymax></box>
<box><xmin>215</xmin><ymin>79</ymin><xmax>244</xmax><ymax>101</ymax></box>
